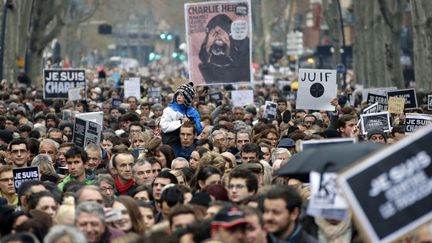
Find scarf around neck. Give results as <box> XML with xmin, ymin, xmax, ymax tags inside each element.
<box><xmin>114</xmin><ymin>176</ymin><xmax>134</xmax><ymax>194</ymax></box>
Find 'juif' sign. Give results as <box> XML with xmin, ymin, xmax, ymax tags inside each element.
<box><xmin>296</xmin><ymin>69</ymin><xmax>337</xmax><ymax>111</ymax></box>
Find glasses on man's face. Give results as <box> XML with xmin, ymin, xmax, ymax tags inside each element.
<box><xmin>228</xmin><ymin>184</ymin><xmax>247</xmax><ymax>190</ymax></box>
<box><xmin>100</xmin><ymin>186</ymin><xmax>114</xmax><ymax>192</ymax></box>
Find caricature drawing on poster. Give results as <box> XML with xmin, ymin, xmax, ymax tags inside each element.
<box><xmin>185</xmin><ymin>1</ymin><xmax>252</xmax><ymax>85</ymax></box>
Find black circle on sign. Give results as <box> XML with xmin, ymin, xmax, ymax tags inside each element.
<box><xmin>310</xmin><ymin>83</ymin><xmax>325</xmax><ymax>98</ymax></box>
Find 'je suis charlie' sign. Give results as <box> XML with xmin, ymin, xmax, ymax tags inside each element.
<box><xmin>338</xmin><ymin>126</ymin><xmax>432</xmax><ymax>242</ymax></box>
<box><xmin>44</xmin><ymin>69</ymin><xmax>86</xmax><ymax>99</ymax></box>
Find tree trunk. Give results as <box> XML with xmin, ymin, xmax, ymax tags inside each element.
<box><xmin>378</xmin><ymin>0</ymin><xmax>405</xmax><ymax>88</ymax></box>
<box><xmin>252</xmin><ymin>0</ymin><xmax>265</xmax><ymax>64</ymax></box>
<box><xmin>323</xmin><ymin>0</ymin><xmax>341</xmax><ymax>68</ymax></box>
<box><xmin>411</xmin><ymin>0</ymin><xmax>432</xmax><ymax>92</ymax></box>
<box><xmin>353</xmin><ymin>0</ymin><xmax>367</xmax><ymax>86</ymax></box>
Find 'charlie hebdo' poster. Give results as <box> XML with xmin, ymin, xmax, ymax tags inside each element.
<box><xmin>185</xmin><ymin>1</ymin><xmax>252</xmax><ymax>85</ymax></box>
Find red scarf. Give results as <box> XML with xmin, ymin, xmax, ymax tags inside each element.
<box><xmin>114</xmin><ymin>176</ymin><xmax>134</xmax><ymax>195</ymax></box>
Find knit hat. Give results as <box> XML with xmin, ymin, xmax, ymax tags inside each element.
<box><xmin>175</xmin><ymin>82</ymin><xmax>195</xmax><ymax>106</ymax></box>
<box><xmin>367</xmin><ymin>129</ymin><xmax>387</xmax><ymax>142</ymax></box>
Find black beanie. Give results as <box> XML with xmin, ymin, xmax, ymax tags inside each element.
<box><xmin>175</xmin><ymin>82</ymin><xmax>195</xmax><ymax>106</ymax></box>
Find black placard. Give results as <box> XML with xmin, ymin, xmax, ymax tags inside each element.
<box><xmin>338</xmin><ymin>127</ymin><xmax>432</xmax><ymax>242</ymax></box>
<box><xmin>13</xmin><ymin>167</ymin><xmax>39</xmax><ymax>190</ymax></box>
<box><xmin>360</xmin><ymin>112</ymin><xmax>391</xmax><ymax>135</ymax></box>
<box><xmin>367</xmin><ymin>93</ymin><xmax>387</xmax><ymax>111</ymax></box>
<box><xmin>44</xmin><ymin>69</ymin><xmax>86</xmax><ymax>99</ymax></box>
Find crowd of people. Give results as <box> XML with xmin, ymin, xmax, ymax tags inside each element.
<box><xmin>0</xmin><ymin>64</ymin><xmax>431</xmax><ymax>243</ymax></box>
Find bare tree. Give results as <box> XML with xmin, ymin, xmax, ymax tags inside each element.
<box><xmin>322</xmin><ymin>0</ymin><xmax>342</xmax><ymax>68</ymax></box>
<box><xmin>377</xmin><ymin>0</ymin><xmax>405</xmax><ymax>88</ymax></box>
<box><xmin>411</xmin><ymin>0</ymin><xmax>432</xmax><ymax>92</ymax></box>
<box><xmin>26</xmin><ymin>0</ymin><xmax>99</xmax><ymax>84</ymax></box>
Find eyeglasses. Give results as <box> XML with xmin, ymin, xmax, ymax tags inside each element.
<box><xmin>11</xmin><ymin>149</ymin><xmax>28</xmax><ymax>154</ymax></box>
<box><xmin>100</xmin><ymin>186</ymin><xmax>114</xmax><ymax>192</ymax></box>
<box><xmin>228</xmin><ymin>184</ymin><xmax>247</xmax><ymax>190</ymax></box>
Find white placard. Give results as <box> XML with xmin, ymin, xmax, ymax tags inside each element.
<box><xmin>296</xmin><ymin>69</ymin><xmax>337</xmax><ymax>111</ymax></box>
<box><xmin>307</xmin><ymin>171</ymin><xmax>349</xmax><ymax>220</ymax></box>
<box><xmin>264</xmin><ymin>75</ymin><xmax>274</xmax><ymax>85</ymax></box>
<box><xmin>68</xmin><ymin>87</ymin><xmax>83</xmax><ymax>101</ymax></box>
<box><xmin>231</xmin><ymin>90</ymin><xmax>254</xmax><ymax>107</ymax></box>
<box><xmin>263</xmin><ymin>101</ymin><xmax>277</xmax><ymax>120</ymax></box>
<box><xmin>124</xmin><ymin>77</ymin><xmax>141</xmax><ymax>100</ymax></box>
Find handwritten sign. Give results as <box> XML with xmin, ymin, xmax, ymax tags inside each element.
<box><xmin>387</xmin><ymin>96</ymin><xmax>405</xmax><ymax>114</ymax></box>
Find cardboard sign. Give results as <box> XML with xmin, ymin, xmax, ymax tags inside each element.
<box><xmin>185</xmin><ymin>0</ymin><xmax>252</xmax><ymax>85</ymax></box>
<box><xmin>44</xmin><ymin>69</ymin><xmax>86</xmax><ymax>99</ymax></box>
<box><xmin>387</xmin><ymin>96</ymin><xmax>405</xmax><ymax>114</ymax></box>
<box><xmin>363</xmin><ymin>102</ymin><xmax>379</xmax><ymax>114</ymax></box>
<box><xmin>231</xmin><ymin>90</ymin><xmax>253</xmax><ymax>107</ymax></box>
<box><xmin>296</xmin><ymin>69</ymin><xmax>337</xmax><ymax>111</ymax></box>
<box><xmin>124</xmin><ymin>77</ymin><xmax>141</xmax><ymax>100</ymax></box>
<box><xmin>387</xmin><ymin>89</ymin><xmax>418</xmax><ymax>110</ymax></box>
<box><xmin>73</xmin><ymin>117</ymin><xmax>102</xmax><ymax>148</ymax></box>
<box><xmin>13</xmin><ymin>167</ymin><xmax>39</xmax><ymax>191</ymax></box>
<box><xmin>337</xmin><ymin>126</ymin><xmax>432</xmax><ymax>242</ymax></box>
<box><xmin>300</xmin><ymin>138</ymin><xmax>356</xmax><ymax>152</ymax></box>
<box><xmin>428</xmin><ymin>95</ymin><xmax>432</xmax><ymax>111</ymax></box>
<box><xmin>360</xmin><ymin>112</ymin><xmax>392</xmax><ymax>135</ymax></box>
<box><xmin>405</xmin><ymin>113</ymin><xmax>432</xmax><ymax>133</ymax></box>
<box><xmin>68</xmin><ymin>87</ymin><xmax>84</xmax><ymax>101</ymax></box>
<box><xmin>263</xmin><ymin>101</ymin><xmax>277</xmax><ymax>120</ymax></box>
<box><xmin>367</xmin><ymin>93</ymin><xmax>387</xmax><ymax>111</ymax></box>
<box><xmin>307</xmin><ymin>172</ymin><xmax>349</xmax><ymax>221</ymax></box>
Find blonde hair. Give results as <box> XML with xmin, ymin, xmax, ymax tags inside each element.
<box><xmin>199</xmin><ymin>151</ymin><xmax>226</xmax><ymax>174</ymax></box>
<box><xmin>55</xmin><ymin>196</ymin><xmax>75</xmax><ymax>224</ymax></box>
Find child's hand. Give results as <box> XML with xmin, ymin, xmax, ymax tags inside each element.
<box><xmin>182</xmin><ymin>117</ymin><xmax>190</xmax><ymax>124</ymax></box>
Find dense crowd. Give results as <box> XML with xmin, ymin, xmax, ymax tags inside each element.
<box><xmin>0</xmin><ymin>64</ymin><xmax>431</xmax><ymax>243</ymax></box>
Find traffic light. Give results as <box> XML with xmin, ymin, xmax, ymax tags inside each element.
<box><xmin>160</xmin><ymin>33</ymin><xmax>166</xmax><ymax>40</ymax></box>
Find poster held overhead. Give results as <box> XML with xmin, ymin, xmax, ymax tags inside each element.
<box><xmin>185</xmin><ymin>0</ymin><xmax>252</xmax><ymax>85</ymax></box>
<box><xmin>387</xmin><ymin>89</ymin><xmax>418</xmax><ymax>110</ymax></box>
<box><xmin>263</xmin><ymin>101</ymin><xmax>277</xmax><ymax>120</ymax></box>
<box><xmin>231</xmin><ymin>90</ymin><xmax>253</xmax><ymax>107</ymax></box>
<box><xmin>296</xmin><ymin>69</ymin><xmax>337</xmax><ymax>111</ymax></box>
<box><xmin>13</xmin><ymin>167</ymin><xmax>39</xmax><ymax>191</ymax></box>
<box><xmin>44</xmin><ymin>69</ymin><xmax>86</xmax><ymax>99</ymax></box>
<box><xmin>124</xmin><ymin>77</ymin><xmax>141</xmax><ymax>100</ymax></box>
<box><xmin>337</xmin><ymin>126</ymin><xmax>432</xmax><ymax>243</ymax></box>
<box><xmin>360</xmin><ymin>112</ymin><xmax>392</xmax><ymax>135</ymax></box>
<box><xmin>405</xmin><ymin>113</ymin><xmax>432</xmax><ymax>133</ymax></box>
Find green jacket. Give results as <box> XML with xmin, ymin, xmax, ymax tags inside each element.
<box><xmin>57</xmin><ymin>170</ymin><xmax>95</xmax><ymax>191</ymax></box>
